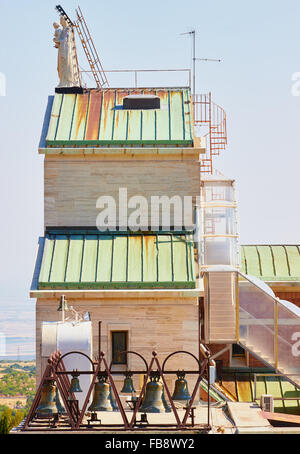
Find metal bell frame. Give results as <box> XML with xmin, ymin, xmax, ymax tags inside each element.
<box><xmin>23</xmin><ymin>347</ymin><xmax>211</xmax><ymax>432</ymax></box>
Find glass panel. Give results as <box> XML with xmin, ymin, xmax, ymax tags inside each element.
<box><xmin>112</xmin><ymin>331</ymin><xmax>127</xmax><ymax>364</ymax></box>
<box><xmin>203</xmin><ymin>207</ymin><xmax>235</xmax><ymax>236</ymax></box>
<box><xmin>277</xmin><ymin>305</ymin><xmax>300</xmax><ymax>386</ymax></box>
<box><xmin>203</xmin><ymin>237</ymin><xmax>237</xmax><ymax>266</ymax></box>
<box><xmin>238</xmin><ymin>276</ymin><xmax>276</xmax><ymax>367</ymax></box>
<box><xmin>203</xmin><ymin>182</ymin><xmax>234</xmax><ymax>203</ymax></box>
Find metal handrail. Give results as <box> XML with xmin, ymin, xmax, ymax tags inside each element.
<box><xmin>237</xmin><ymin>271</ymin><xmax>300</xmax><ymax>374</ymax></box>
<box><xmin>79</xmin><ymin>68</ymin><xmax>192</xmax><ymax>88</ymax></box>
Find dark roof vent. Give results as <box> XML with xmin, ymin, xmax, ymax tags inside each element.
<box><xmin>123</xmin><ymin>95</ymin><xmax>160</xmax><ymax>110</ymax></box>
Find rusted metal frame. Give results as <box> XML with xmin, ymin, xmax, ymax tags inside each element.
<box><xmin>101</xmin><ymin>354</ymin><xmax>130</xmax><ymax>429</ymax></box>
<box><xmin>109</xmin><ymin>350</ymin><xmax>149</xmax><ymax>373</ymax></box>
<box><xmin>153</xmin><ymin>355</ymin><xmax>182</xmax><ymax>428</ymax></box>
<box><xmin>52</xmin><ymin>352</ymin><xmax>79</xmax><ymax>425</ymax></box>
<box><xmin>24</xmin><ymin>352</ymin><xmax>78</xmax><ymax>430</ymax></box>
<box><xmin>55</xmin><ymin>351</ymin><xmax>96</xmax><ymax>426</ymax></box>
<box><xmin>208</xmin><ymin>93</ymin><xmax>213</xmax><ymax>174</ymax></box>
<box><xmin>198</xmin><ymin>298</ymin><xmax>202</xmax><ymax>358</ymax></box>
<box><xmin>161</xmin><ymin>350</ymin><xmax>208</xmax><ymax>428</ymax></box>
<box><xmin>275</xmin><ymin>301</ymin><xmax>278</xmax><ymax>370</ymax></box>
<box><xmin>128</xmin><ymin>355</ymin><xmax>156</xmax><ymax>429</ymax></box>
<box><xmin>58</xmin><ymin>369</ymin><xmax>203</xmax><ymax>375</ymax></box>
<box><xmin>98</xmin><ymin>321</ymin><xmax>102</xmax><ymax>360</ymax></box>
<box><xmin>75</xmin><ymin>354</ymin><xmax>103</xmax><ymax>428</ymax></box>
<box><xmin>55</xmin><ymin>356</ymin><xmax>79</xmax><ymax>420</ymax></box>
<box><xmin>52</xmin><ymin>367</ymin><xmax>77</xmax><ymax>429</ymax></box>
<box><xmin>161</xmin><ymin>350</ymin><xmax>201</xmax><ymax>373</ymax></box>
<box><xmin>74</xmin><ymin>352</ymin><xmax>130</xmax><ymax>430</ymax></box>
<box><xmin>22</xmin><ymin>363</ymin><xmax>53</xmax><ymax>430</ymax></box>
<box><xmin>181</xmin><ymin>357</ymin><xmax>209</xmax><ymax>428</ymax></box>
<box><xmin>55</xmin><ymin>351</ymin><xmax>95</xmax><ymax>373</ymax></box>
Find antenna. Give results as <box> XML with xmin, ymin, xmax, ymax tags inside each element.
<box><xmin>181</xmin><ymin>30</ymin><xmax>221</xmax><ymax>100</ymax></box>
<box><xmin>74</xmin><ymin>6</ymin><xmax>109</xmax><ymax>89</ymax></box>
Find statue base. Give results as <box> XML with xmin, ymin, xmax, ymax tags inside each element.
<box><xmin>55</xmin><ymin>86</ymin><xmax>84</xmax><ymax>94</ymax></box>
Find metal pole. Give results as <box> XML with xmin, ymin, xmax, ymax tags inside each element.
<box><xmin>207</xmin><ymin>362</ymin><xmax>210</xmax><ymax>428</ymax></box>
<box><xmin>192</xmin><ymin>30</ymin><xmax>195</xmax><ymax>101</ymax></box>
<box><xmin>62</xmin><ymin>295</ymin><xmax>65</xmax><ymax>323</ymax></box>
<box><xmin>198</xmin><ymin>298</ymin><xmax>201</xmax><ymax>363</ymax></box>
<box><xmin>98</xmin><ymin>321</ymin><xmax>102</xmax><ymax>359</ymax></box>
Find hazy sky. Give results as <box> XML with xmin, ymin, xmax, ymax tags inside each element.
<box><xmin>0</xmin><ymin>0</ymin><xmax>300</xmax><ymax>357</ymax></box>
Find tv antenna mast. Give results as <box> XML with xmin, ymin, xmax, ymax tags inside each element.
<box><xmin>55</xmin><ymin>5</ymin><xmax>109</xmax><ymax>89</ymax></box>
<box><xmin>181</xmin><ymin>30</ymin><xmax>221</xmax><ymax>100</ymax></box>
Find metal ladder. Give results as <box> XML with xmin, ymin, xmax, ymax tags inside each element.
<box><xmin>75</xmin><ymin>6</ymin><xmax>109</xmax><ymax>89</ymax></box>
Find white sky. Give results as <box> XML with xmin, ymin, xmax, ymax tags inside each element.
<box><xmin>0</xmin><ymin>0</ymin><xmax>299</xmax><ymax>356</ymax></box>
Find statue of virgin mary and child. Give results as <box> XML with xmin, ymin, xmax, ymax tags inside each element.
<box><xmin>53</xmin><ymin>17</ymin><xmax>80</xmax><ymax>88</ymax></box>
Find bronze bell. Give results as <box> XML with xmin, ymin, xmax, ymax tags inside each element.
<box><xmin>139</xmin><ymin>373</ymin><xmax>165</xmax><ymax>413</ymax></box>
<box><xmin>172</xmin><ymin>371</ymin><xmax>191</xmax><ymax>401</ymax></box>
<box><xmin>161</xmin><ymin>384</ymin><xmax>171</xmax><ymax>412</ymax></box>
<box><xmin>121</xmin><ymin>372</ymin><xmax>136</xmax><ymax>394</ymax></box>
<box><xmin>69</xmin><ymin>370</ymin><xmax>82</xmax><ymax>394</ymax></box>
<box><xmin>55</xmin><ymin>388</ymin><xmax>66</xmax><ymax>414</ymax></box>
<box><xmin>36</xmin><ymin>379</ymin><xmax>58</xmax><ymax>416</ymax></box>
<box><xmin>109</xmin><ymin>387</ymin><xmax>119</xmax><ymax>412</ymax></box>
<box><xmin>88</xmin><ymin>374</ymin><xmax>113</xmax><ymax>412</ymax></box>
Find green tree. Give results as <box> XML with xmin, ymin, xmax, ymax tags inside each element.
<box><xmin>0</xmin><ymin>415</ymin><xmax>9</xmax><ymax>434</ymax></box>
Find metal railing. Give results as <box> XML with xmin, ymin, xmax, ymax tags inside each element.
<box><xmin>203</xmin><ymin>268</ymin><xmax>300</xmax><ymax>387</ymax></box>
<box><xmin>79</xmin><ymin>68</ymin><xmax>191</xmax><ymax>89</ymax></box>
<box><xmin>193</xmin><ymin>93</ymin><xmax>227</xmax><ymax>174</ymax></box>
<box><xmin>237</xmin><ymin>271</ymin><xmax>300</xmax><ymax>388</ymax></box>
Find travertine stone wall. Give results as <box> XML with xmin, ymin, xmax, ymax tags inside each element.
<box><xmin>44</xmin><ymin>156</ymin><xmax>200</xmax><ymax>227</ymax></box>
<box><xmin>36</xmin><ymin>296</ymin><xmax>200</xmax><ymax>392</ymax></box>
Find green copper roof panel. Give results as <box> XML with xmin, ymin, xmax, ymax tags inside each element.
<box><xmin>47</xmin><ymin>94</ymin><xmax>63</xmax><ymax>141</ymax></box>
<box><xmin>45</xmin><ymin>88</ymin><xmax>193</xmax><ymax>148</ymax></box>
<box><xmin>256</xmin><ymin>245</ymin><xmax>275</xmax><ymax>278</ymax></box>
<box><xmin>240</xmin><ymin>245</ymin><xmax>300</xmax><ymax>281</ymax></box>
<box><xmin>56</xmin><ymin>94</ymin><xmax>76</xmax><ymax>141</ymax></box>
<box><xmin>38</xmin><ymin>232</ymin><xmax>195</xmax><ymax>290</ymax></box>
<box><xmin>285</xmin><ymin>246</ymin><xmax>300</xmax><ymax>276</ymax></box>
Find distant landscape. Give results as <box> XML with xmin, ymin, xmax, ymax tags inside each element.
<box><xmin>0</xmin><ymin>360</ymin><xmax>36</xmax><ymax>433</ymax></box>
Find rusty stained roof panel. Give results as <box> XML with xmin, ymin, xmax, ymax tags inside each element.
<box><xmin>38</xmin><ymin>232</ymin><xmax>195</xmax><ymax>289</ymax></box>
<box><xmin>45</xmin><ymin>88</ymin><xmax>193</xmax><ymax>147</ymax></box>
<box><xmin>241</xmin><ymin>245</ymin><xmax>300</xmax><ymax>281</ymax></box>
